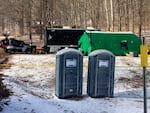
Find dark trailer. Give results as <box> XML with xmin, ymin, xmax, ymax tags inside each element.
<box><xmin>44</xmin><ymin>28</ymin><xmax>86</xmax><ymax>52</ymax></box>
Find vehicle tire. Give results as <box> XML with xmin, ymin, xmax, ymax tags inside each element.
<box><xmin>133</xmin><ymin>52</ymin><xmax>139</xmax><ymax>57</ymax></box>
<box><xmin>7</xmin><ymin>49</ymin><xmax>14</xmax><ymax>54</ymax></box>
<box><xmin>4</xmin><ymin>48</ymin><xmax>8</xmax><ymax>52</ymax></box>
<box><xmin>25</xmin><ymin>49</ymin><xmax>31</xmax><ymax>54</ymax></box>
<box><xmin>31</xmin><ymin>47</ymin><xmax>36</xmax><ymax>54</ymax></box>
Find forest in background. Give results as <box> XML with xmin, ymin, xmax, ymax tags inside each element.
<box><xmin>0</xmin><ymin>0</ymin><xmax>150</xmax><ymax>37</ymax></box>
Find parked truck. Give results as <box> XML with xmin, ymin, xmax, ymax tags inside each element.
<box><xmin>44</xmin><ymin>28</ymin><xmax>86</xmax><ymax>53</ymax></box>
<box><xmin>44</xmin><ymin>27</ymin><xmax>99</xmax><ymax>53</ymax></box>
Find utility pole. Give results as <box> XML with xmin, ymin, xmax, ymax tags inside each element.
<box><xmin>140</xmin><ymin>37</ymin><xmax>148</xmax><ymax>113</ymax></box>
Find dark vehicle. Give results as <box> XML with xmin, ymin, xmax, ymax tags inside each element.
<box><xmin>45</xmin><ymin>27</ymin><xmax>97</xmax><ymax>52</ymax></box>
<box><xmin>0</xmin><ymin>35</ymin><xmax>36</xmax><ymax>54</ymax></box>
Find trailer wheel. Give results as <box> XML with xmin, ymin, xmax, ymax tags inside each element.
<box><xmin>85</xmin><ymin>51</ymin><xmax>88</xmax><ymax>56</ymax></box>
<box><xmin>31</xmin><ymin>48</ymin><xmax>36</xmax><ymax>54</ymax></box>
<box><xmin>133</xmin><ymin>52</ymin><xmax>139</xmax><ymax>57</ymax></box>
<box><xmin>7</xmin><ymin>49</ymin><xmax>15</xmax><ymax>54</ymax></box>
<box><xmin>25</xmin><ymin>49</ymin><xmax>32</xmax><ymax>54</ymax></box>
<box><xmin>31</xmin><ymin>46</ymin><xmax>36</xmax><ymax>54</ymax></box>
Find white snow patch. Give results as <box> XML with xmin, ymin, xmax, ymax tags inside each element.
<box><xmin>1</xmin><ymin>54</ymin><xmax>150</xmax><ymax>113</ymax></box>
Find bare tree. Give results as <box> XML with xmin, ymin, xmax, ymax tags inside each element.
<box><xmin>0</xmin><ymin>0</ymin><xmax>150</xmax><ymax>36</ymax></box>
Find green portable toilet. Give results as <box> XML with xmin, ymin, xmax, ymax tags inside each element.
<box><xmin>78</xmin><ymin>31</ymin><xmax>141</xmax><ymax>56</ymax></box>
<box><xmin>55</xmin><ymin>48</ymin><xmax>83</xmax><ymax>98</ymax></box>
<box><xmin>87</xmin><ymin>49</ymin><xmax>115</xmax><ymax>98</ymax></box>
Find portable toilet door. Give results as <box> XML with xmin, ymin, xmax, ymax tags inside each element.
<box><xmin>55</xmin><ymin>48</ymin><xmax>83</xmax><ymax>98</ymax></box>
<box><xmin>87</xmin><ymin>49</ymin><xmax>115</xmax><ymax>98</ymax></box>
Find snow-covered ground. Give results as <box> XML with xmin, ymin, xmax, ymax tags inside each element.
<box><xmin>0</xmin><ymin>54</ymin><xmax>150</xmax><ymax>113</ymax></box>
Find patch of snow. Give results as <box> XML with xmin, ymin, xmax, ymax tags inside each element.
<box><xmin>1</xmin><ymin>54</ymin><xmax>150</xmax><ymax>113</ymax></box>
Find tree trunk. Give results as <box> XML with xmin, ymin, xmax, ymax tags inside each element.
<box><xmin>117</xmin><ymin>0</ymin><xmax>122</xmax><ymax>31</ymax></box>
<box><xmin>19</xmin><ymin>0</ymin><xmax>24</xmax><ymax>35</ymax></box>
<box><xmin>125</xmin><ymin>0</ymin><xmax>129</xmax><ymax>31</ymax></box>
<box><xmin>138</xmin><ymin>0</ymin><xmax>143</xmax><ymax>37</ymax></box>
<box><xmin>1</xmin><ymin>16</ymin><xmax>5</xmax><ymax>32</ymax></box>
<box><xmin>131</xmin><ymin>0</ymin><xmax>135</xmax><ymax>32</ymax></box>
<box><xmin>104</xmin><ymin>0</ymin><xmax>110</xmax><ymax>31</ymax></box>
<box><xmin>110</xmin><ymin>0</ymin><xmax>114</xmax><ymax>31</ymax></box>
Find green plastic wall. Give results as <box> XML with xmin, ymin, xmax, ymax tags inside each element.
<box><xmin>78</xmin><ymin>31</ymin><xmax>141</xmax><ymax>56</ymax></box>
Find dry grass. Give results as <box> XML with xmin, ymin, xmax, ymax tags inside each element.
<box><xmin>0</xmin><ymin>48</ymin><xmax>6</xmax><ymax>59</ymax></box>
<box><xmin>117</xmin><ymin>70</ymin><xmax>150</xmax><ymax>88</ymax></box>
<box><xmin>0</xmin><ymin>74</ymin><xmax>10</xmax><ymax>99</ymax></box>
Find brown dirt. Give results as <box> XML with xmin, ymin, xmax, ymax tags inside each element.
<box><xmin>118</xmin><ymin>70</ymin><xmax>150</xmax><ymax>88</ymax></box>
<box><xmin>0</xmin><ymin>48</ymin><xmax>9</xmax><ymax>59</ymax></box>
<box><xmin>0</xmin><ymin>49</ymin><xmax>11</xmax><ymax>100</ymax></box>
<box><xmin>0</xmin><ymin>48</ymin><xmax>8</xmax><ymax>67</ymax></box>
<box><xmin>0</xmin><ymin>74</ymin><xmax>10</xmax><ymax>99</ymax></box>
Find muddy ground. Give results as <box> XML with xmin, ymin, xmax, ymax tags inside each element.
<box><xmin>0</xmin><ymin>49</ymin><xmax>10</xmax><ymax>111</ymax></box>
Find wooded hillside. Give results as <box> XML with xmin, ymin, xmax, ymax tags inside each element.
<box><xmin>0</xmin><ymin>0</ymin><xmax>150</xmax><ymax>37</ymax></box>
